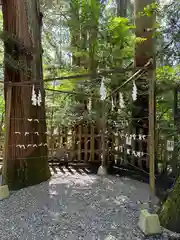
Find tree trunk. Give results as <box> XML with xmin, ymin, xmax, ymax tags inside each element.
<box><xmin>159</xmin><ymin>176</ymin><xmax>180</xmax><ymax>233</ymax></box>
<box><xmin>133</xmin><ymin>0</ymin><xmax>155</xmax><ymax>170</ymax></box>
<box><xmin>116</xmin><ymin>0</ymin><xmax>128</xmax><ymax>17</ymax></box>
<box><xmin>2</xmin><ymin>0</ymin><xmax>51</xmax><ymax>190</ymax></box>
<box><xmin>69</xmin><ymin>0</ymin><xmax>81</xmax><ymax>67</ymax></box>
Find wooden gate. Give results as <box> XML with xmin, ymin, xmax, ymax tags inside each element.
<box><xmin>48</xmin><ymin>121</ymin><xmax>102</xmax><ymax>164</ymax></box>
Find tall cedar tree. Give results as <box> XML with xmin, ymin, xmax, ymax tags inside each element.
<box><xmin>2</xmin><ymin>0</ymin><xmax>51</xmax><ymax>190</ymax></box>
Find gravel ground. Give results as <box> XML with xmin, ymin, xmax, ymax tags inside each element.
<box><xmin>0</xmin><ymin>166</ymin><xmax>179</xmax><ymax>240</ymax></box>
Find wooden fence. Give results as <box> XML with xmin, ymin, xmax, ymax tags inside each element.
<box><xmin>47</xmin><ymin>123</ymin><xmax>176</xmax><ymax>173</ymax></box>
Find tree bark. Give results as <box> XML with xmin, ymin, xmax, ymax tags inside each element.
<box><xmin>2</xmin><ymin>0</ymin><xmax>51</xmax><ymax>190</ymax></box>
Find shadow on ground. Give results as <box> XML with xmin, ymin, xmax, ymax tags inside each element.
<box><xmin>0</xmin><ymin>164</ymin><xmax>172</xmax><ymax>240</ymax></box>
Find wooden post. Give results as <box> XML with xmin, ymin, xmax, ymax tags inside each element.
<box><xmin>2</xmin><ymin>82</ymin><xmax>12</xmax><ymax>185</ymax></box>
<box><xmin>148</xmin><ymin>68</ymin><xmax>156</xmax><ymax>209</ymax></box>
<box><xmin>97</xmin><ymin>101</ymin><xmax>107</xmax><ymax>175</ymax></box>
<box><xmin>78</xmin><ymin>125</ymin><xmax>82</xmax><ymax>161</ymax></box>
<box><xmin>90</xmin><ymin>125</ymin><xmax>95</xmax><ymax>161</ymax></box>
<box><xmin>84</xmin><ymin>124</ymin><xmax>87</xmax><ymax>162</ymax></box>
<box><xmin>101</xmin><ymin>114</ymin><xmax>106</xmax><ymax>167</ymax></box>
<box><xmin>58</xmin><ymin>126</ymin><xmax>61</xmax><ymax>148</ymax></box>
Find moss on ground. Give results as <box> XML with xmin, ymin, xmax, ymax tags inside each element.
<box><xmin>159</xmin><ymin>176</ymin><xmax>180</xmax><ymax>233</ymax></box>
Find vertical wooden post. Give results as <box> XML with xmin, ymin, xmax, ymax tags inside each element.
<box><xmin>84</xmin><ymin>124</ymin><xmax>88</xmax><ymax>162</ymax></box>
<box><xmin>90</xmin><ymin>125</ymin><xmax>95</xmax><ymax>161</ymax></box>
<box><xmin>138</xmin><ymin>128</ymin><xmax>143</xmax><ymax>169</ymax></box>
<box><xmin>124</xmin><ymin>119</ymin><xmax>128</xmax><ymax>165</ymax></box>
<box><xmin>163</xmin><ymin>135</ymin><xmax>167</xmax><ymax>174</ymax></box>
<box><xmin>148</xmin><ymin>68</ymin><xmax>156</xmax><ymax>206</ymax></box>
<box><xmin>58</xmin><ymin>126</ymin><xmax>61</xmax><ymax>148</ymax></box>
<box><xmin>101</xmin><ymin>103</ymin><xmax>106</xmax><ymax>167</ymax></box>
<box><xmin>78</xmin><ymin>125</ymin><xmax>82</xmax><ymax>161</ymax></box>
<box><xmin>131</xmin><ymin>126</ymin><xmax>136</xmax><ymax>167</ymax></box>
<box><xmin>50</xmin><ymin>126</ymin><xmax>54</xmax><ymax>157</ymax></box>
<box><xmin>97</xmin><ymin>101</ymin><xmax>107</xmax><ymax>175</ymax></box>
<box><xmin>2</xmin><ymin>82</ymin><xmax>12</xmax><ymax>185</ymax></box>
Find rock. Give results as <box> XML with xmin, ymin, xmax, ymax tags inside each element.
<box><xmin>97</xmin><ymin>166</ymin><xmax>107</xmax><ymax>176</ymax></box>
<box><xmin>138</xmin><ymin>209</ymin><xmax>161</xmax><ymax>236</ymax></box>
<box><xmin>0</xmin><ymin>185</ymin><xmax>9</xmax><ymax>201</ymax></box>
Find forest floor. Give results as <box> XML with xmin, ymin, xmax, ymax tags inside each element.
<box><xmin>0</xmin><ymin>165</ymin><xmax>179</xmax><ymax>240</ymax></box>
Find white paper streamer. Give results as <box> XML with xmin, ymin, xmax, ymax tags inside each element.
<box><xmin>37</xmin><ymin>90</ymin><xmax>42</xmax><ymax>106</ymax></box>
<box><xmin>100</xmin><ymin>78</ymin><xmax>106</xmax><ymax>100</ymax></box>
<box><xmin>132</xmin><ymin>150</ymin><xmax>137</xmax><ymax>157</ymax></box>
<box><xmin>119</xmin><ymin>92</ymin><xmax>125</xmax><ymax>108</ymax></box>
<box><xmin>31</xmin><ymin>85</ymin><xmax>37</xmax><ymax>106</ymax></box>
<box><xmin>16</xmin><ymin>145</ymin><xmax>26</xmax><ymax>149</ymax></box>
<box><xmin>53</xmin><ymin>128</ymin><xmax>58</xmax><ymax>135</ymax></box>
<box><xmin>127</xmin><ymin>149</ymin><xmax>131</xmax><ymax>155</ymax></box>
<box><xmin>167</xmin><ymin>140</ymin><xmax>174</xmax><ymax>152</ymax></box>
<box><xmin>34</xmin><ymin>119</ymin><xmax>40</xmax><ymax>123</ymax></box>
<box><xmin>88</xmin><ymin>98</ymin><xmax>92</xmax><ymax>111</ymax></box>
<box><xmin>126</xmin><ymin>137</ymin><xmax>131</xmax><ymax>145</ymax></box>
<box><xmin>132</xmin><ymin>81</ymin><xmax>137</xmax><ymax>101</ymax></box>
<box><xmin>132</xmin><ymin>134</ymin><xmax>136</xmax><ymax>140</ymax></box>
<box><xmin>119</xmin><ymin>146</ymin><xmax>123</xmax><ymax>152</ymax></box>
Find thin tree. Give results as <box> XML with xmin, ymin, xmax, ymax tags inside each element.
<box><xmin>2</xmin><ymin>0</ymin><xmax>51</xmax><ymax>190</ymax></box>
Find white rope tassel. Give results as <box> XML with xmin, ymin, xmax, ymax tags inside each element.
<box><xmin>100</xmin><ymin>77</ymin><xmax>106</xmax><ymax>100</ymax></box>
<box><xmin>132</xmin><ymin>80</ymin><xmax>137</xmax><ymax>101</ymax></box>
<box><xmin>31</xmin><ymin>85</ymin><xmax>37</xmax><ymax>106</ymax></box>
<box><xmin>37</xmin><ymin>90</ymin><xmax>42</xmax><ymax>106</ymax></box>
<box><xmin>119</xmin><ymin>92</ymin><xmax>125</xmax><ymax>108</ymax></box>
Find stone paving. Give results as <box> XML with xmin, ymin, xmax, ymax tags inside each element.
<box><xmin>0</xmin><ymin>166</ymin><xmax>176</xmax><ymax>240</ymax></box>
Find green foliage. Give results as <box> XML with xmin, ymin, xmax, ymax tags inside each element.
<box><xmin>143</xmin><ymin>2</ymin><xmax>159</xmax><ymax>16</ymax></box>
<box><xmin>40</xmin><ymin>0</ymin><xmax>137</xmax><ymax>127</ymax></box>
